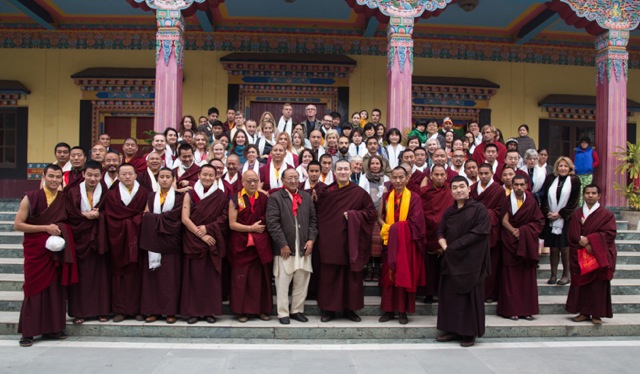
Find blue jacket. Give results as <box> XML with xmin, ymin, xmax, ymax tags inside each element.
<box><xmin>574</xmin><ymin>146</ymin><xmax>594</xmax><ymax>175</ymax></box>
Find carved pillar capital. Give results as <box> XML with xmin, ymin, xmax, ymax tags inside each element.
<box><xmin>595</xmin><ymin>29</ymin><xmax>629</xmax><ymax>85</ymax></box>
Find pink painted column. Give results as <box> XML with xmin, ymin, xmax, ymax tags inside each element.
<box><xmin>594</xmin><ymin>30</ymin><xmax>629</xmax><ymax>206</ymax></box>
<box><xmin>154</xmin><ymin>8</ymin><xmax>184</xmax><ymax>133</ymax></box>
<box><xmin>386</xmin><ymin>16</ymin><xmax>414</xmax><ymax>133</ymax></box>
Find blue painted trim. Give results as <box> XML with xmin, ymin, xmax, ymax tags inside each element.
<box><xmin>516</xmin><ymin>14</ymin><xmax>560</xmax><ymax>45</ymax></box>
<box><xmin>364</xmin><ymin>17</ymin><xmax>379</xmax><ymax>37</ymax></box>
<box><xmin>5</xmin><ymin>0</ymin><xmax>55</xmax><ymax>30</ymax></box>
<box><xmin>196</xmin><ymin>10</ymin><xmax>214</xmax><ymax>33</ymax></box>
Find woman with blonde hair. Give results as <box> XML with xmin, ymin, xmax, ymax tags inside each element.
<box><xmin>193</xmin><ymin>131</ymin><xmax>210</xmax><ymax>166</ymax></box>
<box><xmin>258</xmin><ymin>111</ymin><xmax>275</xmax><ymax>134</ymax></box>
<box><xmin>276</xmin><ymin>131</ymin><xmax>299</xmax><ymax>167</ymax></box>
<box><xmin>257</xmin><ymin>119</ymin><xmax>277</xmax><ymax>162</ymax></box>
<box><xmin>324</xmin><ymin>129</ymin><xmax>340</xmax><ymax>156</ymax></box>
<box><xmin>540</xmin><ymin>156</ymin><xmax>581</xmax><ymax>286</ymax></box>
<box><xmin>209</xmin><ymin>140</ymin><xmax>228</xmax><ymax>165</ymax></box>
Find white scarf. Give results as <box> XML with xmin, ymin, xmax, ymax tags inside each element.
<box><xmin>119</xmin><ymin>180</ymin><xmax>140</xmax><ymax>206</ymax></box>
<box><xmin>103</xmin><ymin>173</ymin><xmax>118</xmax><ymax>189</ymax></box>
<box><xmin>258</xmin><ymin>136</ymin><xmax>275</xmax><ymax>156</ymax></box>
<box><xmin>386</xmin><ymin>144</ymin><xmax>405</xmax><ymax>169</ymax></box>
<box><xmin>358</xmin><ymin>174</ymin><xmax>388</xmax><ymax>200</ymax></box>
<box><xmin>246</xmin><ymin>132</ymin><xmax>258</xmax><ymax>145</ymax></box>
<box><xmin>242</xmin><ymin>160</ymin><xmax>260</xmax><ymax>176</ymax></box>
<box><xmin>277</xmin><ymin>116</ymin><xmax>293</xmax><ymax>135</ymax></box>
<box><xmin>548</xmin><ymin>176</ymin><xmax>572</xmax><ymax>234</ymax></box>
<box><xmin>175</xmin><ymin>161</ymin><xmax>194</xmax><ymax>177</ymax></box>
<box><xmin>269</xmin><ymin>162</ymin><xmax>287</xmax><ymax>189</ymax></box>
<box><xmin>284</xmin><ymin>151</ymin><xmax>296</xmax><ymax>167</ymax></box>
<box><xmin>521</xmin><ymin>164</ymin><xmax>546</xmax><ymax>193</ymax></box>
<box><xmin>348</xmin><ymin>143</ymin><xmax>367</xmax><ymax>158</ymax></box>
<box><xmin>146</xmin><ymin>168</ymin><xmax>160</xmax><ymax>192</ymax></box>
<box><xmin>582</xmin><ymin>202</ymin><xmax>600</xmax><ymax>224</ymax></box>
<box><xmin>79</xmin><ymin>181</ymin><xmax>102</xmax><ymax>212</ymax></box>
<box><xmin>61</xmin><ymin>161</ymin><xmax>72</xmax><ymax>172</ymax></box>
<box><xmin>303</xmin><ymin>178</ymin><xmax>319</xmax><ymax>190</ymax></box>
<box><xmin>194</xmin><ymin>179</ymin><xmax>218</xmax><ymax>200</ymax></box>
<box><xmin>296</xmin><ymin>164</ymin><xmax>309</xmax><ymax>183</ymax></box>
<box><xmin>224</xmin><ymin>172</ymin><xmax>238</xmax><ymax>185</ymax></box>
<box><xmin>148</xmin><ymin>187</ymin><xmax>176</xmax><ymax>270</ymax></box>
<box><xmin>427</xmin><ymin>133</ymin><xmax>439</xmax><ymax>142</ymax></box>
<box><xmin>477</xmin><ymin>178</ymin><xmax>494</xmax><ymax>195</ymax></box>
<box><xmin>215</xmin><ymin>178</ymin><xmax>226</xmax><ymax>192</ymax></box>
<box><xmin>320</xmin><ymin>170</ymin><xmax>334</xmax><ymax>185</ymax></box>
<box><xmin>412</xmin><ymin>164</ymin><xmax>427</xmax><ymax>173</ymax></box>
<box><xmin>510</xmin><ymin>190</ymin><xmax>526</xmax><ymax>216</ymax></box>
<box><xmin>194</xmin><ymin>149</ymin><xmax>209</xmax><ymax>166</ymax></box>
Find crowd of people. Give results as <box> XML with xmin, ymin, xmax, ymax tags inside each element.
<box><xmin>15</xmin><ymin>103</ymin><xmax>616</xmax><ymax>348</ymax></box>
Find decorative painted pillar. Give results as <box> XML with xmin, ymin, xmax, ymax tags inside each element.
<box><xmin>356</xmin><ymin>1</ymin><xmax>453</xmax><ymax>133</ymax></box>
<box><xmin>134</xmin><ymin>0</ymin><xmax>205</xmax><ymax>133</ymax></box>
<box><xmin>559</xmin><ymin>0</ymin><xmax>640</xmax><ymax>206</ymax></box>
<box><xmin>595</xmin><ymin>30</ymin><xmax>629</xmax><ymax>207</ymax></box>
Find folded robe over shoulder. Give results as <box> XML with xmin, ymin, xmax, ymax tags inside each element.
<box><xmin>183</xmin><ymin>189</ymin><xmax>229</xmax><ymax>273</ymax></box>
<box><xmin>66</xmin><ymin>184</ymin><xmax>106</xmax><ymax>260</ymax></box>
<box><xmin>316</xmin><ymin>183</ymin><xmax>377</xmax><ymax>272</ymax></box>
<box><xmin>499</xmin><ymin>191</ymin><xmax>545</xmax><ymax>265</ymax></box>
<box><xmin>568</xmin><ymin>206</ymin><xmax>617</xmax><ymax>286</ymax></box>
<box><xmin>420</xmin><ymin>182</ymin><xmax>454</xmax><ymax>252</ymax></box>
<box><xmin>139</xmin><ymin>192</ymin><xmax>184</xmax><ymax>255</ymax></box>
<box><xmin>471</xmin><ymin>181</ymin><xmax>505</xmax><ymax>248</ymax></box>
<box><xmin>23</xmin><ymin>190</ymin><xmax>78</xmax><ymax>297</ymax></box>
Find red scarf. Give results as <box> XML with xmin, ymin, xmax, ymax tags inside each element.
<box><xmin>291</xmin><ymin>192</ymin><xmax>302</xmax><ymax>217</ymax></box>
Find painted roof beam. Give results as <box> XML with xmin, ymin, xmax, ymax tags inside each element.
<box><xmin>196</xmin><ymin>9</ymin><xmax>214</xmax><ymax>33</ymax></box>
<box><xmin>363</xmin><ymin>16</ymin><xmax>379</xmax><ymax>37</ymax></box>
<box><xmin>5</xmin><ymin>0</ymin><xmax>56</xmax><ymax>30</ymax></box>
<box><xmin>516</xmin><ymin>9</ymin><xmax>560</xmax><ymax>45</ymax></box>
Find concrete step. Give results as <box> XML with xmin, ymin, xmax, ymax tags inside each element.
<box><xmin>1</xmin><ymin>291</ymin><xmax>639</xmax><ymax>315</ymax></box>
<box><xmin>613</xmin><ymin>240</ymin><xmax>640</xmax><ymax>252</ymax></box>
<box><xmin>617</xmin><ymin>221</ymin><xmax>629</xmax><ymax>230</ymax></box>
<box><xmin>0</xmin><ymin>258</ymin><xmax>23</xmax><ymax>274</ymax></box>
<box><xmin>0</xmin><ymin>312</ymin><xmax>639</xmax><ymax>339</ymax></box>
<box><xmin>538</xmin><ymin>252</ymin><xmax>640</xmax><ymax>265</ymax></box>
<box><xmin>0</xmin><ymin>232</ymin><xmax>22</xmax><ymax>245</ymax></box>
<box><xmin>0</xmin><ymin>200</ymin><xmax>20</xmax><ymax>211</ymax></box>
<box><xmin>537</xmin><ymin>263</ymin><xmax>640</xmax><ymax>279</ymax></box>
<box><xmin>0</xmin><ymin>222</ymin><xmax>14</xmax><ymax>232</ymax></box>
<box><xmin>615</xmin><ymin>230</ymin><xmax>640</xmax><ymax>240</ymax></box>
<box><xmin>0</xmin><ymin>213</ymin><xmax>16</xmax><ymax>222</ymax></box>
<box><xmin>0</xmin><ymin>245</ymin><xmax>22</xmax><ymax>258</ymax></box>
<box><xmin>0</xmin><ymin>274</ymin><xmax>22</xmax><ymax>291</ymax></box>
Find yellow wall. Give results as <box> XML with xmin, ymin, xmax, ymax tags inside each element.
<box><xmin>2</xmin><ymin>48</ymin><xmax>639</xmax><ymax>164</ymax></box>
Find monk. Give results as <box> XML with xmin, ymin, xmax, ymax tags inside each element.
<box><xmin>101</xmin><ymin>163</ymin><xmax>148</xmax><ymax>322</ymax></box>
<box><xmin>63</xmin><ymin>146</ymin><xmax>87</xmax><ymax>190</ymax></box>
<box><xmin>138</xmin><ymin>151</ymin><xmax>163</xmax><ymax>193</ymax></box>
<box><xmin>470</xmin><ymin>163</ymin><xmax>505</xmax><ymax>303</ymax></box>
<box><xmin>228</xmin><ymin>170</ymin><xmax>273</xmax><ymax>322</ymax></box>
<box><xmin>180</xmin><ymin>163</ymin><xmax>229</xmax><ymax>324</ymax></box>
<box><xmin>122</xmin><ymin>137</ymin><xmax>147</xmax><ymax>173</ymax></box>
<box><xmin>421</xmin><ymin>149</ymin><xmax>458</xmax><ymax>182</ymax></box>
<box><xmin>16</xmin><ymin>164</ymin><xmax>78</xmax><ymax>347</ymax></box>
<box><xmin>139</xmin><ymin>168</ymin><xmax>184</xmax><ymax>324</ymax></box>
<box><xmin>419</xmin><ymin>164</ymin><xmax>454</xmax><ymax>303</ymax></box>
<box><xmin>223</xmin><ymin>154</ymin><xmax>243</xmax><ymax>194</ymax></box>
<box><xmin>498</xmin><ymin>174</ymin><xmax>545</xmax><ymax>320</ymax></box>
<box><xmin>566</xmin><ymin>184</ymin><xmax>617</xmax><ymax>324</ymax></box>
<box><xmin>315</xmin><ymin>159</ymin><xmax>377</xmax><ymax>322</ymax></box>
<box><xmin>436</xmin><ymin>176</ymin><xmax>491</xmax><ymax>347</ymax></box>
<box><xmin>66</xmin><ymin>161</ymin><xmax>110</xmax><ymax>325</ymax></box>
<box><xmin>378</xmin><ymin>167</ymin><xmax>426</xmax><ymax>324</ymax></box>
<box><xmin>102</xmin><ymin>151</ymin><xmax>120</xmax><ymax>189</ymax></box>
<box><xmin>259</xmin><ymin>143</ymin><xmax>293</xmax><ymax>193</ymax></box>
<box><xmin>173</xmin><ymin>143</ymin><xmax>200</xmax><ymax>192</ymax></box>
<box><xmin>299</xmin><ymin>160</ymin><xmax>326</xmax><ymax>198</ymax></box>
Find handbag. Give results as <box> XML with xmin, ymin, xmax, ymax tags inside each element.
<box><xmin>577</xmin><ymin>247</ymin><xmax>599</xmax><ymax>275</ymax></box>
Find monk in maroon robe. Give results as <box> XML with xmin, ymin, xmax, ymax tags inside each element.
<box><xmin>497</xmin><ymin>176</ymin><xmax>544</xmax><ymax>320</ymax></box>
<box><xmin>139</xmin><ymin>168</ymin><xmax>184</xmax><ymax>324</ymax></box>
<box><xmin>378</xmin><ymin>167</ymin><xmax>426</xmax><ymax>324</ymax></box>
<box><xmin>422</xmin><ymin>149</ymin><xmax>459</xmax><ymax>183</ymax></box>
<box><xmin>16</xmin><ymin>164</ymin><xmax>78</xmax><ymax>347</ymax></box>
<box><xmin>122</xmin><ymin>137</ymin><xmax>147</xmax><ymax>173</ymax></box>
<box><xmin>259</xmin><ymin>143</ymin><xmax>293</xmax><ymax>193</ymax></box>
<box><xmin>470</xmin><ymin>163</ymin><xmax>505</xmax><ymax>302</ymax></box>
<box><xmin>315</xmin><ymin>159</ymin><xmax>377</xmax><ymax>322</ymax></box>
<box><xmin>137</xmin><ymin>152</ymin><xmax>163</xmax><ymax>193</ymax></box>
<box><xmin>223</xmin><ymin>154</ymin><xmax>244</xmax><ymax>194</ymax></box>
<box><xmin>101</xmin><ymin>163</ymin><xmax>148</xmax><ymax>322</ymax></box>
<box><xmin>419</xmin><ymin>165</ymin><xmax>454</xmax><ymax>302</ymax></box>
<box><xmin>62</xmin><ymin>146</ymin><xmax>87</xmax><ymax>191</ymax></box>
<box><xmin>66</xmin><ymin>161</ymin><xmax>110</xmax><ymax>324</ymax></box>
<box><xmin>436</xmin><ymin>176</ymin><xmax>491</xmax><ymax>347</ymax></box>
<box><xmin>180</xmin><ymin>164</ymin><xmax>229</xmax><ymax>323</ymax></box>
<box><xmin>566</xmin><ymin>184</ymin><xmax>617</xmax><ymax>324</ymax></box>
<box><xmin>173</xmin><ymin>143</ymin><xmax>200</xmax><ymax>192</ymax></box>
<box><xmin>228</xmin><ymin>170</ymin><xmax>273</xmax><ymax>322</ymax></box>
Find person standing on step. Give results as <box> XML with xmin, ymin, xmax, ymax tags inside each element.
<box><xmin>541</xmin><ymin>157</ymin><xmax>581</xmax><ymax>286</ymax></box>
<box><xmin>139</xmin><ymin>168</ymin><xmax>184</xmax><ymax>324</ymax></box>
<box><xmin>436</xmin><ymin>176</ymin><xmax>491</xmax><ymax>347</ymax></box>
<box><xmin>101</xmin><ymin>163</ymin><xmax>148</xmax><ymax>323</ymax></box>
<box><xmin>65</xmin><ymin>161</ymin><xmax>110</xmax><ymax>326</ymax></box>
<box><xmin>497</xmin><ymin>174</ymin><xmax>545</xmax><ymax>321</ymax></box>
<box><xmin>378</xmin><ymin>167</ymin><xmax>426</xmax><ymax>325</ymax></box>
<box><xmin>16</xmin><ymin>164</ymin><xmax>78</xmax><ymax>347</ymax></box>
<box><xmin>566</xmin><ymin>184</ymin><xmax>617</xmax><ymax>325</ymax></box>
<box><xmin>315</xmin><ymin>159</ymin><xmax>377</xmax><ymax>323</ymax></box>
<box><xmin>572</xmin><ymin>136</ymin><xmax>599</xmax><ymax>206</ymax></box>
<box><xmin>266</xmin><ymin>168</ymin><xmax>317</xmax><ymax>325</ymax></box>
<box><xmin>180</xmin><ymin>164</ymin><xmax>229</xmax><ymax>324</ymax></box>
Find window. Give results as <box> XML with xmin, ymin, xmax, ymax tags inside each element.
<box><xmin>0</xmin><ymin>109</ymin><xmax>17</xmax><ymax>168</ymax></box>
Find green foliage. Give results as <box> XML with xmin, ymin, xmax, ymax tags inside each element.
<box><xmin>613</xmin><ymin>142</ymin><xmax>640</xmax><ymax>210</ymax></box>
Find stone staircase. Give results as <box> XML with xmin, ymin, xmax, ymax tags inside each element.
<box><xmin>0</xmin><ymin>198</ymin><xmax>639</xmax><ymax>340</ymax></box>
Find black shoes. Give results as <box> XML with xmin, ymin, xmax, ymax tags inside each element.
<box><xmin>398</xmin><ymin>313</ymin><xmax>409</xmax><ymax>325</ymax></box>
<box><xmin>378</xmin><ymin>312</ymin><xmax>394</xmax><ymax>323</ymax></box>
<box><xmin>460</xmin><ymin>336</ymin><xmax>476</xmax><ymax>347</ymax></box>
<box><xmin>290</xmin><ymin>312</ymin><xmax>308</xmax><ymax>323</ymax></box>
<box><xmin>344</xmin><ymin>310</ymin><xmax>361</xmax><ymax>322</ymax></box>
<box><xmin>279</xmin><ymin>317</ymin><xmax>290</xmax><ymax>325</ymax></box>
<box><xmin>320</xmin><ymin>311</ymin><xmax>334</xmax><ymax>323</ymax></box>
<box><xmin>436</xmin><ymin>333</ymin><xmax>461</xmax><ymax>342</ymax></box>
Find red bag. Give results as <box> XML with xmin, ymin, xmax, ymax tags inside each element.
<box><xmin>578</xmin><ymin>248</ymin><xmax>599</xmax><ymax>275</ymax></box>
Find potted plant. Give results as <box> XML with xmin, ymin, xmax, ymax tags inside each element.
<box><xmin>613</xmin><ymin>141</ymin><xmax>640</xmax><ymax>229</ymax></box>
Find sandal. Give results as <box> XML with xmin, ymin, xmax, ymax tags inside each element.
<box><xmin>98</xmin><ymin>316</ymin><xmax>109</xmax><ymax>323</ymax></box>
<box><xmin>145</xmin><ymin>315</ymin><xmax>157</xmax><ymax>323</ymax></box>
<box><xmin>19</xmin><ymin>337</ymin><xmax>33</xmax><ymax>347</ymax></box>
<box><xmin>73</xmin><ymin>318</ymin><xmax>85</xmax><ymax>325</ymax></box>
<box><xmin>572</xmin><ymin>314</ymin><xmax>590</xmax><ymax>322</ymax></box>
<box><xmin>259</xmin><ymin>313</ymin><xmax>271</xmax><ymax>321</ymax></box>
<box><xmin>592</xmin><ymin>317</ymin><xmax>603</xmax><ymax>325</ymax></box>
<box><xmin>166</xmin><ymin>316</ymin><xmax>177</xmax><ymax>324</ymax></box>
<box><xmin>524</xmin><ymin>315</ymin><xmax>535</xmax><ymax>321</ymax></box>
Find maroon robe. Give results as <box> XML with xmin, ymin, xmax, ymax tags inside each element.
<box><xmin>315</xmin><ymin>182</ymin><xmax>377</xmax><ymax>312</ymax></box>
<box><xmin>470</xmin><ymin>181</ymin><xmax>505</xmax><ymax>301</ymax></box>
<box><xmin>101</xmin><ymin>184</ymin><xmax>148</xmax><ymax>316</ymax></box>
<box><xmin>407</xmin><ymin>171</ymin><xmax>424</xmax><ymax>193</ymax></box>
<box><xmin>380</xmin><ymin>191</ymin><xmax>426</xmax><ymax>313</ymax></box>
<box><xmin>224</xmin><ymin>172</ymin><xmax>243</xmax><ymax>195</ymax></box>
<box><xmin>299</xmin><ymin>181</ymin><xmax>327</xmax><ymax>195</ymax></box>
<box><xmin>419</xmin><ymin>181</ymin><xmax>454</xmax><ymax>297</ymax></box>
<box><xmin>497</xmin><ymin>192</ymin><xmax>544</xmax><ymax>317</ymax></box>
<box><xmin>137</xmin><ymin>169</ymin><xmax>158</xmax><ymax>193</ymax></box>
<box><xmin>174</xmin><ymin>163</ymin><xmax>200</xmax><ymax>187</ymax></box>
<box><xmin>472</xmin><ymin>141</ymin><xmax>507</xmax><ymax>165</ymax></box>
<box><xmin>125</xmin><ymin>155</ymin><xmax>147</xmax><ymax>173</ymax></box>
<box><xmin>63</xmin><ymin>169</ymin><xmax>84</xmax><ymax>191</ymax></box>
<box><xmin>422</xmin><ymin>167</ymin><xmax>458</xmax><ymax>183</ymax></box>
<box><xmin>139</xmin><ymin>191</ymin><xmax>184</xmax><ymax>316</ymax></box>
<box><xmin>19</xmin><ymin>190</ymin><xmax>78</xmax><ymax>338</ymax></box>
<box><xmin>259</xmin><ymin>162</ymin><xmax>294</xmax><ymax>192</ymax></box>
<box><xmin>566</xmin><ymin>206</ymin><xmax>617</xmax><ymax>318</ymax></box>
<box><xmin>180</xmin><ymin>188</ymin><xmax>229</xmax><ymax>317</ymax></box>
<box><xmin>66</xmin><ymin>183</ymin><xmax>111</xmax><ymax>319</ymax></box>
<box><xmin>229</xmin><ymin>192</ymin><xmax>273</xmax><ymax>315</ymax></box>
<box><xmin>437</xmin><ymin>198</ymin><xmax>491</xmax><ymax>338</ymax></box>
